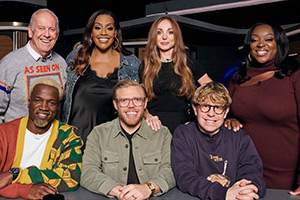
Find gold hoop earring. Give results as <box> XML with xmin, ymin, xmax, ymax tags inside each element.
<box><xmin>248</xmin><ymin>53</ymin><xmax>252</xmax><ymax>62</ymax></box>
<box><xmin>113</xmin><ymin>37</ymin><xmax>119</xmax><ymax>49</ymax></box>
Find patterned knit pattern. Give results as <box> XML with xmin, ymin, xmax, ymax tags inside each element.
<box><xmin>12</xmin><ymin>118</ymin><xmax>83</xmax><ymax>192</ymax></box>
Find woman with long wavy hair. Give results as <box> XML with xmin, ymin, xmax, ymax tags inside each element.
<box><xmin>61</xmin><ymin>10</ymin><xmax>140</xmax><ymax>149</ymax></box>
<box><xmin>139</xmin><ymin>16</ymin><xmax>212</xmax><ymax>133</ymax></box>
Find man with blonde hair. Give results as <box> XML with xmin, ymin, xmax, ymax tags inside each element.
<box><xmin>171</xmin><ymin>82</ymin><xmax>266</xmax><ymax>200</ymax></box>
<box><xmin>0</xmin><ymin>78</ymin><xmax>82</xmax><ymax>199</ymax></box>
<box><xmin>81</xmin><ymin>80</ymin><xmax>175</xmax><ymax>200</ymax></box>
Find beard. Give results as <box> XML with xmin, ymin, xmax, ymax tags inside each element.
<box><xmin>118</xmin><ymin>110</ymin><xmax>144</xmax><ymax>128</ymax></box>
<box><xmin>32</xmin><ymin>111</ymin><xmax>55</xmax><ymax>128</ymax></box>
<box><xmin>33</xmin><ymin>119</ymin><xmax>50</xmax><ymax>128</ymax></box>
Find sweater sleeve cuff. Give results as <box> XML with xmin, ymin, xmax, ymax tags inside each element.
<box><xmin>214</xmin><ymin>184</ymin><xmax>228</xmax><ymax>200</ymax></box>
<box><xmin>99</xmin><ymin>180</ymin><xmax>120</xmax><ymax>197</ymax></box>
<box><xmin>0</xmin><ymin>183</ymin><xmax>33</xmax><ymax>199</ymax></box>
<box><xmin>18</xmin><ymin>184</ymin><xmax>33</xmax><ymax>199</ymax></box>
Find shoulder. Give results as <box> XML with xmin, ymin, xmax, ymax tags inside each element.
<box><xmin>66</xmin><ymin>66</ymin><xmax>77</xmax><ymax>76</ymax></box>
<box><xmin>220</xmin><ymin>126</ymin><xmax>252</xmax><ymax>142</ymax></box>
<box><xmin>156</xmin><ymin>124</ymin><xmax>172</xmax><ymax>138</ymax></box>
<box><xmin>186</xmin><ymin>55</ymin><xmax>201</xmax><ymax>68</ymax></box>
<box><xmin>121</xmin><ymin>54</ymin><xmax>141</xmax><ymax>71</ymax></box>
<box><xmin>90</xmin><ymin>119</ymin><xmax>118</xmax><ymax>136</ymax></box>
<box><xmin>0</xmin><ymin>118</ymin><xmax>22</xmax><ymax>143</ymax></box>
<box><xmin>228</xmin><ymin>79</ymin><xmax>238</xmax><ymax>95</ymax></box>
<box><xmin>65</xmin><ymin>47</ymin><xmax>80</xmax><ymax>66</ymax></box>
<box><xmin>138</xmin><ymin>60</ymin><xmax>145</xmax><ymax>72</ymax></box>
<box><xmin>140</xmin><ymin>119</ymin><xmax>172</xmax><ymax>140</ymax></box>
<box><xmin>122</xmin><ymin>54</ymin><xmax>141</xmax><ymax>66</ymax></box>
<box><xmin>86</xmin><ymin>119</ymin><xmax>121</xmax><ymax>146</ymax></box>
<box><xmin>52</xmin><ymin>51</ymin><xmax>67</xmax><ymax>65</ymax></box>
<box><xmin>186</xmin><ymin>55</ymin><xmax>206</xmax><ymax>78</ymax></box>
<box><xmin>119</xmin><ymin>54</ymin><xmax>140</xmax><ymax>81</ymax></box>
<box><xmin>95</xmin><ymin>119</ymin><xmax>117</xmax><ymax>129</ymax></box>
<box><xmin>124</xmin><ymin>53</ymin><xmax>140</xmax><ymax>61</ymax></box>
<box><xmin>173</xmin><ymin>122</ymin><xmax>198</xmax><ymax>139</ymax></box>
<box><xmin>0</xmin><ymin>46</ymin><xmax>28</xmax><ymax>63</ymax></box>
<box><xmin>290</xmin><ymin>67</ymin><xmax>300</xmax><ymax>80</ymax></box>
<box><xmin>0</xmin><ymin>118</ymin><xmax>22</xmax><ymax>130</ymax></box>
<box><xmin>186</xmin><ymin>55</ymin><xmax>197</xmax><ymax>65</ymax></box>
<box><xmin>57</xmin><ymin>120</ymin><xmax>81</xmax><ymax>139</ymax></box>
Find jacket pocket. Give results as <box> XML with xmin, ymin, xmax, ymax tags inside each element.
<box><xmin>101</xmin><ymin>150</ymin><xmax>119</xmax><ymax>175</ymax></box>
<box><xmin>143</xmin><ymin>152</ymin><xmax>161</xmax><ymax>165</ymax></box>
<box><xmin>142</xmin><ymin>152</ymin><xmax>162</xmax><ymax>179</ymax></box>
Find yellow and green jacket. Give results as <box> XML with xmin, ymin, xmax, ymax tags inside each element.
<box><xmin>0</xmin><ymin>117</ymin><xmax>83</xmax><ymax>199</ymax></box>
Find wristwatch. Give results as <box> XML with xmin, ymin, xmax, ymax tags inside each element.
<box><xmin>9</xmin><ymin>167</ymin><xmax>20</xmax><ymax>181</ymax></box>
<box><xmin>146</xmin><ymin>182</ymin><xmax>155</xmax><ymax>195</ymax></box>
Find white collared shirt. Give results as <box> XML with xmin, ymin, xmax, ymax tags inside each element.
<box><xmin>26</xmin><ymin>41</ymin><xmax>52</xmax><ymax>62</ymax></box>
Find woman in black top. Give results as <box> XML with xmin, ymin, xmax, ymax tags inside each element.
<box><xmin>139</xmin><ymin>16</ymin><xmax>212</xmax><ymax>133</ymax></box>
<box><xmin>63</xmin><ymin>10</ymin><xmax>140</xmax><ymax>149</ymax></box>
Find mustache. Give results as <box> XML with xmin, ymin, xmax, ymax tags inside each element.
<box><xmin>35</xmin><ymin>111</ymin><xmax>50</xmax><ymax>115</ymax></box>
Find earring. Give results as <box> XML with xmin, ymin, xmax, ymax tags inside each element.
<box><xmin>89</xmin><ymin>34</ymin><xmax>94</xmax><ymax>46</ymax></box>
<box><xmin>248</xmin><ymin>53</ymin><xmax>252</xmax><ymax>62</ymax></box>
<box><xmin>113</xmin><ymin>37</ymin><xmax>119</xmax><ymax>49</ymax></box>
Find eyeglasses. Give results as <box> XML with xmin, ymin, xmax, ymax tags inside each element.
<box><xmin>197</xmin><ymin>104</ymin><xmax>227</xmax><ymax>115</ymax></box>
<box><xmin>115</xmin><ymin>97</ymin><xmax>145</xmax><ymax>108</ymax></box>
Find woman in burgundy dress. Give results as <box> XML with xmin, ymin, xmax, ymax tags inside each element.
<box><xmin>228</xmin><ymin>22</ymin><xmax>300</xmax><ymax>194</ymax></box>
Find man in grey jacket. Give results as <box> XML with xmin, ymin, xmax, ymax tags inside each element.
<box><xmin>0</xmin><ymin>8</ymin><xmax>66</xmax><ymax>123</ymax></box>
<box><xmin>81</xmin><ymin>80</ymin><xmax>175</xmax><ymax>200</ymax></box>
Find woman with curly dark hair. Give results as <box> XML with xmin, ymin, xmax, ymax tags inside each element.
<box><xmin>228</xmin><ymin>21</ymin><xmax>300</xmax><ymax>194</ymax></box>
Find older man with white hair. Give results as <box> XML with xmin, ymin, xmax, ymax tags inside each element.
<box><xmin>0</xmin><ymin>8</ymin><xmax>67</xmax><ymax>124</ymax></box>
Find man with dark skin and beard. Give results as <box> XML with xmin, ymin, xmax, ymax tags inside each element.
<box><xmin>0</xmin><ymin>78</ymin><xmax>82</xmax><ymax>199</ymax></box>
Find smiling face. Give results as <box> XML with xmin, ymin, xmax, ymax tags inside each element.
<box><xmin>28</xmin><ymin>11</ymin><xmax>59</xmax><ymax>58</ymax></box>
<box><xmin>249</xmin><ymin>24</ymin><xmax>277</xmax><ymax>64</ymax></box>
<box><xmin>156</xmin><ymin>19</ymin><xmax>175</xmax><ymax>54</ymax></box>
<box><xmin>192</xmin><ymin>100</ymin><xmax>229</xmax><ymax>136</ymax></box>
<box><xmin>27</xmin><ymin>84</ymin><xmax>60</xmax><ymax>134</ymax></box>
<box><xmin>91</xmin><ymin>14</ymin><xmax>117</xmax><ymax>52</ymax></box>
<box><xmin>113</xmin><ymin>85</ymin><xmax>147</xmax><ymax>134</ymax></box>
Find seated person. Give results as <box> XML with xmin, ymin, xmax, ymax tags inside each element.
<box><xmin>0</xmin><ymin>78</ymin><xmax>83</xmax><ymax>199</ymax></box>
<box><xmin>171</xmin><ymin>82</ymin><xmax>266</xmax><ymax>200</ymax></box>
<box><xmin>81</xmin><ymin>80</ymin><xmax>175</xmax><ymax>199</ymax></box>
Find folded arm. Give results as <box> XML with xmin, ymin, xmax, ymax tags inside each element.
<box><xmin>14</xmin><ymin>127</ymin><xmax>83</xmax><ymax>192</ymax></box>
